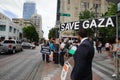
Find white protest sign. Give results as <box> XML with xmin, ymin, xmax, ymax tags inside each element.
<box><xmin>61</xmin><ymin>61</ymin><xmax>72</xmax><ymax>80</ymax></box>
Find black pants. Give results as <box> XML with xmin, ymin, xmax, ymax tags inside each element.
<box><xmin>54</xmin><ymin>52</ymin><xmax>59</xmax><ymax>64</ymax></box>
<box><xmin>60</xmin><ymin>52</ymin><xmax>65</xmax><ymax>66</ymax></box>
<box><xmin>98</xmin><ymin>47</ymin><xmax>102</xmax><ymax>53</ymax></box>
<box><xmin>42</xmin><ymin>54</ymin><xmax>49</xmax><ymax>63</ymax></box>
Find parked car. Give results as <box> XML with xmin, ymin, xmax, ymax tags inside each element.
<box><xmin>0</xmin><ymin>43</ymin><xmax>6</xmax><ymax>54</ymax></box>
<box><xmin>2</xmin><ymin>39</ymin><xmax>23</xmax><ymax>54</ymax></box>
<box><xmin>22</xmin><ymin>42</ymin><xmax>36</xmax><ymax>49</ymax></box>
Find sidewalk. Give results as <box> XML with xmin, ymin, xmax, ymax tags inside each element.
<box><xmin>41</xmin><ymin>57</ymin><xmax>102</xmax><ymax>80</ymax></box>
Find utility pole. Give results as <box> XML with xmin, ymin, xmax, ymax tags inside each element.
<box><xmin>94</xmin><ymin>4</ymin><xmax>98</xmax><ymax>39</ymax></box>
<box><xmin>56</xmin><ymin>0</ymin><xmax>61</xmax><ymax>38</ymax></box>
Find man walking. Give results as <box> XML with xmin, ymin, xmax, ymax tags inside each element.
<box><xmin>71</xmin><ymin>28</ymin><xmax>95</xmax><ymax>80</ymax></box>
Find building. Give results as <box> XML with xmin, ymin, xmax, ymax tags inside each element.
<box><xmin>23</xmin><ymin>1</ymin><xmax>36</xmax><ymax>19</ymax></box>
<box><xmin>12</xmin><ymin>18</ymin><xmax>32</xmax><ymax>28</ymax></box>
<box><xmin>58</xmin><ymin>0</ymin><xmax>110</xmax><ymax>37</ymax></box>
<box><xmin>0</xmin><ymin>13</ymin><xmax>11</xmax><ymax>21</ymax></box>
<box><xmin>60</xmin><ymin>0</ymin><xmax>109</xmax><ymax>23</ymax></box>
<box><xmin>12</xmin><ymin>15</ymin><xmax>43</xmax><ymax>40</ymax></box>
<box><xmin>0</xmin><ymin>13</ymin><xmax>22</xmax><ymax>40</ymax></box>
<box><xmin>31</xmin><ymin>14</ymin><xmax>43</xmax><ymax>39</ymax></box>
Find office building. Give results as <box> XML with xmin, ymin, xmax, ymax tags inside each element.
<box><xmin>23</xmin><ymin>1</ymin><xmax>36</xmax><ymax>19</ymax></box>
<box><xmin>31</xmin><ymin>14</ymin><xmax>43</xmax><ymax>39</ymax></box>
<box><xmin>60</xmin><ymin>0</ymin><xmax>109</xmax><ymax>23</ymax></box>
<box><xmin>0</xmin><ymin>13</ymin><xmax>22</xmax><ymax>40</ymax></box>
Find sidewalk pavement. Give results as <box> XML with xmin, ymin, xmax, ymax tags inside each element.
<box><xmin>41</xmin><ymin>57</ymin><xmax>102</xmax><ymax>80</ymax></box>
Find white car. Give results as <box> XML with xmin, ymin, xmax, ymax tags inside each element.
<box><xmin>2</xmin><ymin>40</ymin><xmax>23</xmax><ymax>54</ymax></box>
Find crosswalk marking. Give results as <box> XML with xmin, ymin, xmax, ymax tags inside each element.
<box><xmin>92</xmin><ymin>68</ymin><xmax>112</xmax><ymax>80</ymax></box>
<box><xmin>92</xmin><ymin>63</ymin><xmax>113</xmax><ymax>74</ymax></box>
<box><xmin>92</xmin><ymin>61</ymin><xmax>114</xmax><ymax>80</ymax></box>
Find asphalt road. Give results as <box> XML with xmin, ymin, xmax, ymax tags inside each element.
<box><xmin>0</xmin><ymin>46</ymin><xmax>43</xmax><ymax>80</ymax></box>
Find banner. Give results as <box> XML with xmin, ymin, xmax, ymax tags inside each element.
<box><xmin>60</xmin><ymin>16</ymin><xmax>116</xmax><ymax>31</ymax></box>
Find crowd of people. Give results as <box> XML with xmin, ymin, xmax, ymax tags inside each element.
<box><xmin>40</xmin><ymin>28</ymin><xmax>120</xmax><ymax>79</ymax></box>
<box><xmin>40</xmin><ymin>37</ymin><xmax>79</xmax><ymax>66</ymax></box>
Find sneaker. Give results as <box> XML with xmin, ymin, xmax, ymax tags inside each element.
<box><xmin>112</xmin><ymin>73</ymin><xmax>117</xmax><ymax>77</ymax></box>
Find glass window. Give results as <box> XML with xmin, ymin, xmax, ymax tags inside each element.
<box><xmin>93</xmin><ymin>3</ymin><xmax>100</xmax><ymax>9</ymax></box>
<box><xmin>14</xmin><ymin>28</ymin><xmax>16</xmax><ymax>33</ymax></box>
<box><xmin>4</xmin><ymin>40</ymin><xmax>15</xmax><ymax>44</ymax></box>
<box><xmin>9</xmin><ymin>26</ymin><xmax>12</xmax><ymax>32</ymax></box>
<box><xmin>0</xmin><ymin>25</ymin><xmax>6</xmax><ymax>31</ymax></box>
<box><xmin>81</xmin><ymin>2</ymin><xmax>89</xmax><ymax>9</ymax></box>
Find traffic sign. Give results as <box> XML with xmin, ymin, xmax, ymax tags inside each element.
<box><xmin>60</xmin><ymin>13</ymin><xmax>71</xmax><ymax>17</ymax></box>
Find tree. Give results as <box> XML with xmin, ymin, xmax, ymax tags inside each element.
<box><xmin>99</xmin><ymin>3</ymin><xmax>117</xmax><ymax>42</ymax></box>
<box><xmin>79</xmin><ymin>10</ymin><xmax>95</xmax><ymax>20</ymax></box>
<box><xmin>103</xmin><ymin>3</ymin><xmax>117</xmax><ymax>17</ymax></box>
<box><xmin>48</xmin><ymin>28</ymin><xmax>56</xmax><ymax>39</ymax></box>
<box><xmin>23</xmin><ymin>26</ymin><xmax>39</xmax><ymax>42</ymax></box>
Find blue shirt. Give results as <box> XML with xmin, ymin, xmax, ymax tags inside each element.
<box><xmin>49</xmin><ymin>43</ymin><xmax>55</xmax><ymax>51</ymax></box>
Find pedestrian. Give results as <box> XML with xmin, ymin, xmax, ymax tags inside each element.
<box><xmin>71</xmin><ymin>28</ymin><xmax>95</xmax><ymax>80</ymax></box>
<box><xmin>41</xmin><ymin>41</ymin><xmax>50</xmax><ymax>63</ymax></box>
<box><xmin>96</xmin><ymin>41</ymin><xmax>99</xmax><ymax>53</ymax></box>
<box><xmin>59</xmin><ymin>38</ymin><xmax>66</xmax><ymax>66</ymax></box>
<box><xmin>49</xmin><ymin>40</ymin><xmax>55</xmax><ymax>61</ymax></box>
<box><xmin>111</xmin><ymin>37</ymin><xmax>120</xmax><ymax>77</ymax></box>
<box><xmin>98</xmin><ymin>41</ymin><xmax>102</xmax><ymax>53</ymax></box>
<box><xmin>105</xmin><ymin>42</ymin><xmax>111</xmax><ymax>58</ymax></box>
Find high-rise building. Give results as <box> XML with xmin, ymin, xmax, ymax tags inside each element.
<box><xmin>23</xmin><ymin>1</ymin><xmax>36</xmax><ymax>19</ymax></box>
<box><xmin>31</xmin><ymin>14</ymin><xmax>43</xmax><ymax>39</ymax></box>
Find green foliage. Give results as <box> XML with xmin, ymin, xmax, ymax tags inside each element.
<box><xmin>103</xmin><ymin>3</ymin><xmax>117</xmax><ymax>16</ymax></box>
<box><xmin>23</xmin><ymin>26</ymin><xmax>39</xmax><ymax>41</ymax></box>
<box><xmin>48</xmin><ymin>28</ymin><xmax>56</xmax><ymax>39</ymax></box>
<box><xmin>100</xmin><ymin>3</ymin><xmax>117</xmax><ymax>42</ymax></box>
<box><xmin>79</xmin><ymin>10</ymin><xmax>95</xmax><ymax>20</ymax></box>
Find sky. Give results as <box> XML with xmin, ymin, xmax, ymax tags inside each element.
<box><xmin>0</xmin><ymin>0</ymin><xmax>57</xmax><ymax>39</ymax></box>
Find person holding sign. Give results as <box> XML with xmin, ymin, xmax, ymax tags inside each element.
<box><xmin>71</xmin><ymin>28</ymin><xmax>94</xmax><ymax>80</ymax></box>
<box><xmin>40</xmin><ymin>41</ymin><xmax>50</xmax><ymax>63</ymax></box>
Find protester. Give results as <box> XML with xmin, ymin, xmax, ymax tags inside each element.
<box><xmin>59</xmin><ymin>38</ymin><xmax>67</xmax><ymax>66</ymax></box>
<box><xmin>49</xmin><ymin>40</ymin><xmax>55</xmax><ymax>61</ymax></box>
<box><xmin>71</xmin><ymin>28</ymin><xmax>95</xmax><ymax>80</ymax></box>
<box><xmin>40</xmin><ymin>41</ymin><xmax>50</xmax><ymax>63</ymax></box>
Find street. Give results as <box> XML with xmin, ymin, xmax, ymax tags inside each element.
<box><xmin>0</xmin><ymin>46</ymin><xmax>43</xmax><ymax>80</ymax></box>
<box><xmin>0</xmin><ymin>46</ymin><xmax>120</xmax><ymax>80</ymax></box>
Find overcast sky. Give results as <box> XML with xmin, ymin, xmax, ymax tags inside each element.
<box><xmin>0</xmin><ymin>0</ymin><xmax>57</xmax><ymax>39</ymax></box>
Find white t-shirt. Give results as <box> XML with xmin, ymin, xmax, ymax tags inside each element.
<box><xmin>60</xmin><ymin>42</ymin><xmax>66</xmax><ymax>49</ymax></box>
